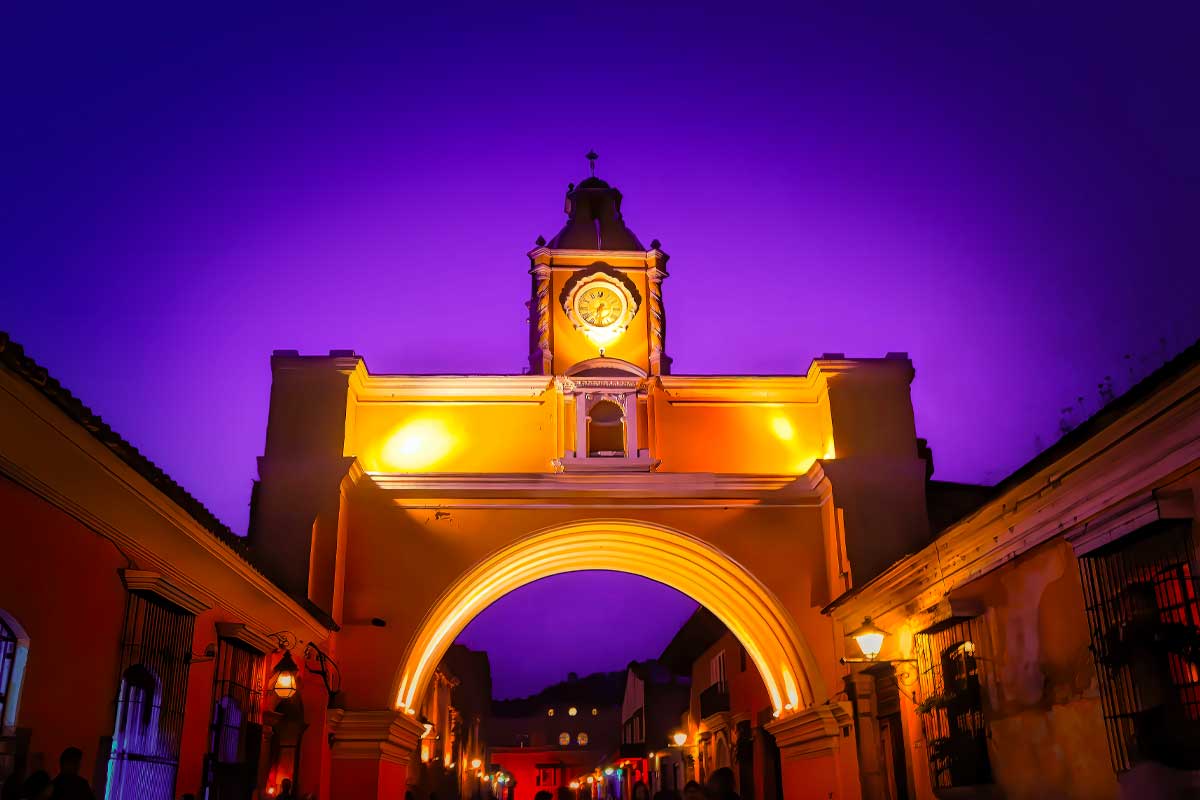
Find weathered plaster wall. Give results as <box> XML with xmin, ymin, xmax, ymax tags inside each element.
<box><xmin>953</xmin><ymin>538</ymin><xmax>1118</xmax><ymax>800</ymax></box>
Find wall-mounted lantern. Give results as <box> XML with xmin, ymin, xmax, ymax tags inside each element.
<box><xmin>270</xmin><ymin>650</ymin><xmax>300</xmax><ymax>699</ymax></box>
<box><xmin>267</xmin><ymin>632</ymin><xmax>342</xmax><ymax>705</ymax></box>
<box><xmin>842</xmin><ymin>617</ymin><xmax>915</xmax><ymax>665</ymax></box>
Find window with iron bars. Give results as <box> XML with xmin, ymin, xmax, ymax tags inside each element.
<box><xmin>0</xmin><ymin>615</ymin><xmax>19</xmax><ymax>733</ymax></box>
<box><xmin>1078</xmin><ymin>519</ymin><xmax>1200</xmax><ymax>772</ymax></box>
<box><xmin>105</xmin><ymin>591</ymin><xmax>195</xmax><ymax>800</ymax></box>
<box><xmin>913</xmin><ymin>617</ymin><xmax>992</xmax><ymax>789</ymax></box>
<box><xmin>203</xmin><ymin>637</ymin><xmax>266</xmax><ymax>800</ymax></box>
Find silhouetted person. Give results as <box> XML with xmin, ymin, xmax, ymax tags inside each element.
<box><xmin>633</xmin><ymin>783</ymin><xmax>649</xmax><ymax>800</ymax></box>
<box><xmin>682</xmin><ymin>781</ymin><xmax>704</xmax><ymax>800</ymax></box>
<box><xmin>1</xmin><ymin>764</ymin><xmax>27</xmax><ymax>800</ymax></box>
<box><xmin>181</xmin><ymin>795</ymin><xmax>196</xmax><ymax>800</ymax></box>
<box><xmin>653</xmin><ymin>790</ymin><xmax>682</xmax><ymax>800</ymax></box>
<box><xmin>50</xmin><ymin>749</ymin><xmax>93</xmax><ymax>800</ymax></box>
<box><xmin>556</xmin><ymin>786</ymin><xmax>575</xmax><ymax>800</ymax></box>
<box><xmin>534</xmin><ymin>791</ymin><xmax>553</xmax><ymax>800</ymax></box>
<box><xmin>704</xmin><ymin>768</ymin><xmax>737</xmax><ymax>800</ymax></box>
<box><xmin>19</xmin><ymin>771</ymin><xmax>52</xmax><ymax>800</ymax></box>
<box><xmin>277</xmin><ymin>778</ymin><xmax>296</xmax><ymax>799</ymax></box>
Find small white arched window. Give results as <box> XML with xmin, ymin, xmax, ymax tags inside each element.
<box><xmin>0</xmin><ymin>610</ymin><xmax>29</xmax><ymax>735</ymax></box>
<box><xmin>587</xmin><ymin>400</ymin><xmax>626</xmax><ymax>457</ymax></box>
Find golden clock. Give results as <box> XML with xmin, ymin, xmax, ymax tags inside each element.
<box><xmin>575</xmin><ymin>283</ymin><xmax>624</xmax><ymax>328</ymax></box>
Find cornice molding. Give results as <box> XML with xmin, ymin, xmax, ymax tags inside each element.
<box><xmin>366</xmin><ymin>471</ymin><xmax>828</xmax><ymax>505</ymax></box>
<box><xmin>352</xmin><ymin>373</ymin><xmax>555</xmax><ymax>401</ymax></box>
<box><xmin>120</xmin><ymin>569</ymin><xmax>211</xmax><ymax>615</ymax></box>
<box><xmin>329</xmin><ymin>709</ymin><xmax>425</xmax><ymax>765</ymax></box>
<box><xmin>346</xmin><ymin>360</ymin><xmax>912</xmax><ymax>405</ymax></box>
<box><xmin>527</xmin><ymin>248</ymin><xmax>667</xmax><ymax>270</ymax></box>
<box><xmin>764</xmin><ymin>702</ymin><xmax>854</xmax><ymax>760</ymax></box>
<box><xmin>1065</xmin><ymin>488</ymin><xmax>1193</xmax><ymax>556</ymax></box>
<box><xmin>654</xmin><ymin>375</ymin><xmax>826</xmax><ymax>406</ymax></box>
<box><xmin>214</xmin><ymin>622</ymin><xmax>279</xmax><ymax>655</ymax></box>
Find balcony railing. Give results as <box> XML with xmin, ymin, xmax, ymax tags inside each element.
<box><xmin>699</xmin><ymin>683</ymin><xmax>729</xmax><ymax>719</ymax></box>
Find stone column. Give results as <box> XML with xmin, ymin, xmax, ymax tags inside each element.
<box><xmin>531</xmin><ymin>264</ymin><xmax>554</xmax><ymax>375</ymax></box>
<box><xmin>846</xmin><ymin>671</ymin><xmax>886</xmax><ymax>800</ymax></box>
<box><xmin>646</xmin><ymin>266</ymin><xmax>669</xmax><ymax>376</ymax></box>
<box><xmin>764</xmin><ymin>703</ymin><xmax>860</xmax><ymax>800</ymax></box>
<box><xmin>328</xmin><ymin>709</ymin><xmax>425</xmax><ymax>799</ymax></box>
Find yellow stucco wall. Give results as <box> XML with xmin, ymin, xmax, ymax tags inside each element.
<box><xmin>343</xmin><ymin>376</ymin><xmax>836</xmax><ymax>475</ymax></box>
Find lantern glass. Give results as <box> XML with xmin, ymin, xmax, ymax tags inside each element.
<box><xmin>849</xmin><ymin>617</ymin><xmax>888</xmax><ymax>660</ymax></box>
<box><xmin>672</xmin><ymin>731</ymin><xmax>687</xmax><ymax>746</ymax></box>
<box><xmin>270</xmin><ymin>650</ymin><xmax>301</xmax><ymax>699</ymax></box>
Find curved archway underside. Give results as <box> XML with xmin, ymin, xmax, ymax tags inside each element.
<box><xmin>393</xmin><ymin>520</ymin><xmax>825</xmax><ymax>721</ymax></box>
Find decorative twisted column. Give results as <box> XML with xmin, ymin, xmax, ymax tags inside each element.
<box><xmin>647</xmin><ymin>266</ymin><xmax>669</xmax><ymax>375</ymax></box>
<box><xmin>531</xmin><ymin>264</ymin><xmax>553</xmax><ymax>374</ymax></box>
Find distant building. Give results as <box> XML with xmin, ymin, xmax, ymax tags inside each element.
<box><xmin>487</xmin><ymin>672</ymin><xmax>623</xmax><ymax>800</ymax></box>
<box><xmin>413</xmin><ymin>645</ymin><xmax>492</xmax><ymax>800</ymax></box>
<box><xmin>616</xmin><ymin>660</ymin><xmax>689</xmax><ymax>797</ymax></box>
<box><xmin>658</xmin><ymin>609</ymin><xmax>783</xmax><ymax>800</ymax></box>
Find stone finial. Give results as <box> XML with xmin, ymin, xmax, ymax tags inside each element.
<box><xmin>536</xmin><ymin>235</ymin><xmax>546</xmax><ymax>247</ymax></box>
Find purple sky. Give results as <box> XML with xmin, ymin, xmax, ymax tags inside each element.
<box><xmin>4</xmin><ymin>5</ymin><xmax>1198</xmax><ymax>697</ymax></box>
<box><xmin>456</xmin><ymin>572</ymin><xmax>698</xmax><ymax>699</ymax></box>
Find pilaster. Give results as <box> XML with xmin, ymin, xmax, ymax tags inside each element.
<box><xmin>765</xmin><ymin>703</ymin><xmax>854</xmax><ymax>761</ymax></box>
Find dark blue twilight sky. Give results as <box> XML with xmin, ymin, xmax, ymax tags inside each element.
<box><xmin>3</xmin><ymin>4</ymin><xmax>1198</xmax><ymax>697</ymax></box>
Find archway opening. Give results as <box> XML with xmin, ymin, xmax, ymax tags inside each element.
<box><xmin>394</xmin><ymin>520</ymin><xmax>823</xmax><ymax>726</ymax></box>
<box><xmin>414</xmin><ymin>570</ymin><xmax>785</xmax><ymax>800</ymax></box>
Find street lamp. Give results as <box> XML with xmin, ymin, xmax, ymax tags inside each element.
<box><xmin>849</xmin><ymin>617</ymin><xmax>888</xmax><ymax>660</ymax></box>
<box><xmin>841</xmin><ymin>617</ymin><xmax>916</xmax><ymax>665</ymax></box>
<box><xmin>671</xmin><ymin>731</ymin><xmax>687</xmax><ymax>747</ymax></box>
<box><xmin>270</xmin><ymin>650</ymin><xmax>300</xmax><ymax>699</ymax></box>
<box><xmin>471</xmin><ymin>758</ymin><xmax>483</xmax><ymax>770</ymax></box>
<box><xmin>266</xmin><ymin>633</ymin><xmax>343</xmax><ymax>705</ymax></box>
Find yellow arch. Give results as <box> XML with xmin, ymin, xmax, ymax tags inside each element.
<box><xmin>392</xmin><ymin>519</ymin><xmax>825</xmax><ymax>720</ymax></box>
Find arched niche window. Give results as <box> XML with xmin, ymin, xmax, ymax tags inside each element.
<box><xmin>212</xmin><ymin>695</ymin><xmax>244</xmax><ymax>763</ymax></box>
<box><xmin>587</xmin><ymin>400</ymin><xmax>625</xmax><ymax>457</ymax></box>
<box><xmin>111</xmin><ymin>664</ymin><xmax>162</xmax><ymax>764</ymax></box>
<box><xmin>0</xmin><ymin>610</ymin><xmax>30</xmax><ymax>736</ymax></box>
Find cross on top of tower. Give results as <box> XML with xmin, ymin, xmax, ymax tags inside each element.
<box><xmin>585</xmin><ymin>150</ymin><xmax>598</xmax><ymax>177</ymax></box>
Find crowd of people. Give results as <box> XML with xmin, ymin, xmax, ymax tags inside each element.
<box><xmin>530</xmin><ymin>767</ymin><xmax>742</xmax><ymax>800</ymax></box>
<box><xmin>0</xmin><ymin>748</ymin><xmax>96</xmax><ymax>800</ymax></box>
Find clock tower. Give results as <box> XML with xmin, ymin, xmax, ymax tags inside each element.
<box><xmin>527</xmin><ymin>156</ymin><xmax>670</xmax><ymax>377</ymax></box>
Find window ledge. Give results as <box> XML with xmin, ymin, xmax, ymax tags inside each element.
<box><xmin>554</xmin><ymin>455</ymin><xmax>658</xmax><ymax>473</ymax></box>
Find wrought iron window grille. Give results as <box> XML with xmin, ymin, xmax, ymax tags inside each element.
<box><xmin>913</xmin><ymin>617</ymin><xmax>993</xmax><ymax>790</ymax></box>
<box><xmin>1078</xmin><ymin>519</ymin><xmax>1200</xmax><ymax>772</ymax></box>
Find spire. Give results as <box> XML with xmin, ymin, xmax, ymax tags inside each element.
<box><xmin>546</xmin><ymin>153</ymin><xmax>645</xmax><ymax>251</ymax></box>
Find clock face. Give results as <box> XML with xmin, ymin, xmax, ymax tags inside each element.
<box><xmin>575</xmin><ymin>283</ymin><xmax>623</xmax><ymax>328</ymax></box>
